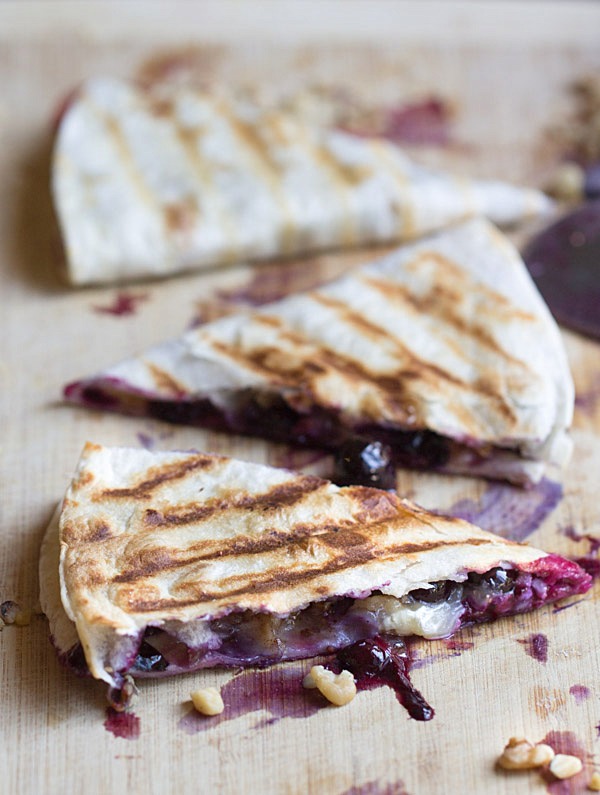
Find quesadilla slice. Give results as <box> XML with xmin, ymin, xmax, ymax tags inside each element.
<box><xmin>39</xmin><ymin>444</ymin><xmax>591</xmax><ymax>696</ymax></box>
<box><xmin>53</xmin><ymin>77</ymin><xmax>551</xmax><ymax>285</ymax></box>
<box><xmin>64</xmin><ymin>219</ymin><xmax>574</xmax><ymax>486</ymax></box>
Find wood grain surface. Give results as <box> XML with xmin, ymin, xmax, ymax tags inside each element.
<box><xmin>2</xmin><ymin>3</ymin><xmax>600</xmax><ymax>794</ymax></box>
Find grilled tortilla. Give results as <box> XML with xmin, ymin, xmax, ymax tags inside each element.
<box><xmin>53</xmin><ymin>77</ymin><xmax>551</xmax><ymax>285</ymax></box>
<box><xmin>39</xmin><ymin>443</ymin><xmax>591</xmax><ymax>691</ymax></box>
<box><xmin>64</xmin><ymin>219</ymin><xmax>574</xmax><ymax>486</ymax></box>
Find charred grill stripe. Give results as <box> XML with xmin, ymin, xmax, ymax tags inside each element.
<box><xmin>123</xmin><ymin>535</ymin><xmax>496</xmax><ymax>612</ymax></box>
<box><xmin>100</xmin><ymin>455</ymin><xmax>219</xmax><ymax>499</ymax></box>
<box><xmin>141</xmin><ymin>475</ymin><xmax>327</xmax><ymax>528</ymax></box>
<box><xmin>91</xmin><ymin>103</ymin><xmax>164</xmax><ymax>217</ymax></box>
<box><xmin>145</xmin><ymin>362</ymin><xmax>187</xmax><ymax>396</ymax></box>
<box><xmin>113</xmin><ymin>518</ymin><xmax>351</xmax><ymax>583</ymax></box>
<box><xmin>215</xmin><ymin>102</ymin><xmax>297</xmax><ymax>253</ymax></box>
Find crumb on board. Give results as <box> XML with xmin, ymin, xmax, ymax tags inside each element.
<box><xmin>588</xmin><ymin>771</ymin><xmax>600</xmax><ymax>791</ymax></box>
<box><xmin>191</xmin><ymin>687</ymin><xmax>225</xmax><ymax>716</ymax></box>
<box><xmin>549</xmin><ymin>754</ymin><xmax>583</xmax><ymax>780</ymax></box>
<box><xmin>303</xmin><ymin>665</ymin><xmax>356</xmax><ymax>707</ymax></box>
<box><xmin>498</xmin><ymin>737</ymin><xmax>587</xmax><ymax>784</ymax></box>
<box><xmin>0</xmin><ymin>601</ymin><xmax>30</xmax><ymax>626</ymax></box>
<box><xmin>497</xmin><ymin>737</ymin><xmax>555</xmax><ymax>770</ymax></box>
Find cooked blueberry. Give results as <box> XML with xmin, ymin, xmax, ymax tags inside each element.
<box><xmin>338</xmin><ymin>636</ymin><xmax>392</xmax><ymax>677</ymax></box>
<box><xmin>410</xmin><ymin>580</ymin><xmax>454</xmax><ymax>603</ymax></box>
<box><xmin>333</xmin><ymin>439</ymin><xmax>396</xmax><ymax>488</ymax></box>
<box><xmin>468</xmin><ymin>567</ymin><xmax>515</xmax><ymax>593</ymax></box>
<box><xmin>133</xmin><ymin>641</ymin><xmax>169</xmax><ymax>672</ymax></box>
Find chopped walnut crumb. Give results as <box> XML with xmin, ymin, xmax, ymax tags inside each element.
<box><xmin>0</xmin><ymin>601</ymin><xmax>20</xmax><ymax>624</ymax></box>
<box><xmin>498</xmin><ymin>737</ymin><xmax>555</xmax><ymax>770</ymax></box>
<box><xmin>191</xmin><ymin>687</ymin><xmax>224</xmax><ymax>716</ymax></box>
<box><xmin>589</xmin><ymin>771</ymin><xmax>600</xmax><ymax>791</ymax></box>
<box><xmin>549</xmin><ymin>754</ymin><xmax>583</xmax><ymax>780</ymax></box>
<box><xmin>303</xmin><ymin>665</ymin><xmax>356</xmax><ymax>707</ymax></box>
<box><xmin>550</xmin><ymin>74</ymin><xmax>600</xmax><ymax>165</ymax></box>
<box><xmin>545</xmin><ymin>162</ymin><xmax>585</xmax><ymax>202</ymax></box>
<box><xmin>107</xmin><ymin>675</ymin><xmax>139</xmax><ymax>712</ymax></box>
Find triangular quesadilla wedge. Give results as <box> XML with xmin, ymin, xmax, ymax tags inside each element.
<box><xmin>39</xmin><ymin>444</ymin><xmax>591</xmax><ymax>696</ymax></box>
<box><xmin>53</xmin><ymin>77</ymin><xmax>551</xmax><ymax>285</ymax></box>
<box><xmin>64</xmin><ymin>219</ymin><xmax>574</xmax><ymax>486</ymax></box>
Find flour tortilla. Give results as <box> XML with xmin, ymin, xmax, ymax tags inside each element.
<box><xmin>64</xmin><ymin>219</ymin><xmax>574</xmax><ymax>485</ymax></box>
<box><xmin>40</xmin><ymin>443</ymin><xmax>585</xmax><ymax>688</ymax></box>
<box><xmin>53</xmin><ymin>77</ymin><xmax>552</xmax><ymax>285</ymax></box>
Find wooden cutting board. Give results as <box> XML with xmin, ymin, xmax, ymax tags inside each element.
<box><xmin>2</xmin><ymin>3</ymin><xmax>600</xmax><ymax>793</ymax></box>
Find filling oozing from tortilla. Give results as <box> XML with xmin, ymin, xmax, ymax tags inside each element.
<box><xmin>65</xmin><ymin>380</ymin><xmax>538</xmax><ymax>485</ymax></box>
<box><xmin>59</xmin><ymin>558</ymin><xmax>590</xmax><ymax>683</ymax></box>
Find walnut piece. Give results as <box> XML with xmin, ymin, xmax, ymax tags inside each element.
<box><xmin>303</xmin><ymin>665</ymin><xmax>356</xmax><ymax>706</ymax></box>
<box><xmin>549</xmin><ymin>754</ymin><xmax>583</xmax><ymax>780</ymax></box>
<box><xmin>191</xmin><ymin>687</ymin><xmax>224</xmax><ymax>716</ymax></box>
<box><xmin>588</xmin><ymin>771</ymin><xmax>600</xmax><ymax>791</ymax></box>
<box><xmin>498</xmin><ymin>737</ymin><xmax>555</xmax><ymax>770</ymax></box>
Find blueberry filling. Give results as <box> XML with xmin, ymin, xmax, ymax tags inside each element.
<box><xmin>333</xmin><ymin>439</ymin><xmax>396</xmax><ymax>489</ymax></box>
<box><xmin>68</xmin><ymin>381</ymin><xmax>458</xmax><ymax>480</ymax></box>
<box><xmin>133</xmin><ymin>640</ymin><xmax>169</xmax><ymax>673</ymax></box>
<box><xmin>62</xmin><ymin>560</ymin><xmax>584</xmax><ymax>683</ymax></box>
<box><xmin>336</xmin><ymin>636</ymin><xmax>434</xmax><ymax>721</ymax></box>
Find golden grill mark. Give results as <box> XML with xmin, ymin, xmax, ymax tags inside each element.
<box><xmin>403</xmin><ymin>251</ymin><xmax>538</xmax><ymax>324</ymax></box>
<box><xmin>100</xmin><ymin>455</ymin><xmax>218</xmax><ymax>500</ymax></box>
<box><xmin>142</xmin><ymin>475</ymin><xmax>326</xmax><ymax>528</ymax></box>
<box><xmin>163</xmin><ymin>197</ymin><xmax>198</xmax><ymax>234</ymax></box>
<box><xmin>367</xmin><ymin>139</ymin><xmax>416</xmax><ymax>238</ymax></box>
<box><xmin>123</xmin><ymin>536</ymin><xmax>497</xmax><ymax>612</ymax></box>
<box><xmin>92</xmin><ymin>104</ymin><xmax>165</xmax><ymax>221</ymax></box>
<box><xmin>214</xmin><ymin>101</ymin><xmax>297</xmax><ymax>254</ymax></box>
<box><xmin>172</xmin><ymin>121</ymin><xmax>240</xmax><ymax>264</ymax></box>
<box><xmin>145</xmin><ymin>362</ymin><xmax>187</xmax><ymax>396</ymax></box>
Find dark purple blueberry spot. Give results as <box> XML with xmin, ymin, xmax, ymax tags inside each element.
<box><xmin>133</xmin><ymin>641</ymin><xmax>169</xmax><ymax>672</ymax></box>
<box><xmin>468</xmin><ymin>567</ymin><xmax>516</xmax><ymax>593</ymax></box>
<box><xmin>333</xmin><ymin>439</ymin><xmax>396</xmax><ymax>489</ymax></box>
<box><xmin>572</xmin><ymin>556</ymin><xmax>600</xmax><ymax>580</ymax></box>
<box><xmin>147</xmin><ymin>397</ymin><xmax>224</xmax><ymax>427</ymax></box>
<box><xmin>584</xmin><ymin>162</ymin><xmax>600</xmax><ymax>200</ymax></box>
<box><xmin>337</xmin><ymin>636</ymin><xmax>434</xmax><ymax>721</ymax></box>
<box><xmin>569</xmin><ymin>684</ymin><xmax>590</xmax><ymax>704</ymax></box>
<box><xmin>92</xmin><ymin>291</ymin><xmax>148</xmax><ymax>317</ymax></box>
<box><xmin>517</xmin><ymin>633</ymin><xmax>548</xmax><ymax>663</ymax></box>
<box><xmin>81</xmin><ymin>385</ymin><xmax>119</xmax><ymax>409</ymax></box>
<box><xmin>522</xmin><ymin>201</ymin><xmax>600</xmax><ymax>340</ymax></box>
<box><xmin>409</xmin><ymin>580</ymin><xmax>455</xmax><ymax>604</ymax></box>
<box><xmin>104</xmin><ymin>707</ymin><xmax>140</xmax><ymax>740</ymax></box>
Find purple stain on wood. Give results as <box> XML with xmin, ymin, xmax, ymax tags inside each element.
<box><xmin>382</xmin><ymin>98</ymin><xmax>453</xmax><ymax>146</ymax></box>
<box><xmin>272</xmin><ymin>448</ymin><xmax>330</xmax><ymax>472</ymax></box>
<box><xmin>442</xmin><ymin>478</ymin><xmax>562</xmax><ymax>541</ymax></box>
<box><xmin>92</xmin><ymin>291</ymin><xmax>148</xmax><ymax>317</ymax></box>
<box><xmin>338</xmin><ymin>781</ymin><xmax>409</xmax><ymax>795</ymax></box>
<box><xmin>443</xmin><ymin>639</ymin><xmax>475</xmax><ymax>653</ymax></box>
<box><xmin>104</xmin><ymin>708</ymin><xmax>140</xmax><ymax>740</ymax></box>
<box><xmin>540</xmin><ymin>731</ymin><xmax>591</xmax><ymax>793</ymax></box>
<box><xmin>517</xmin><ymin>633</ymin><xmax>548</xmax><ymax>663</ymax></box>
<box><xmin>136</xmin><ymin>432</ymin><xmax>156</xmax><ymax>450</ymax></box>
<box><xmin>575</xmin><ymin>373</ymin><xmax>600</xmax><ymax>415</ymax></box>
<box><xmin>572</xmin><ymin>557</ymin><xmax>600</xmax><ymax>581</ymax></box>
<box><xmin>563</xmin><ymin>526</ymin><xmax>600</xmax><ymax>555</ymax></box>
<box><xmin>569</xmin><ymin>685</ymin><xmax>591</xmax><ymax>704</ymax></box>
<box><xmin>552</xmin><ymin>598</ymin><xmax>587</xmax><ymax>614</ymax></box>
<box><xmin>342</xmin><ymin>97</ymin><xmax>453</xmax><ymax>147</ymax></box>
<box><xmin>178</xmin><ymin>663</ymin><xmax>322</xmax><ymax>734</ymax></box>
